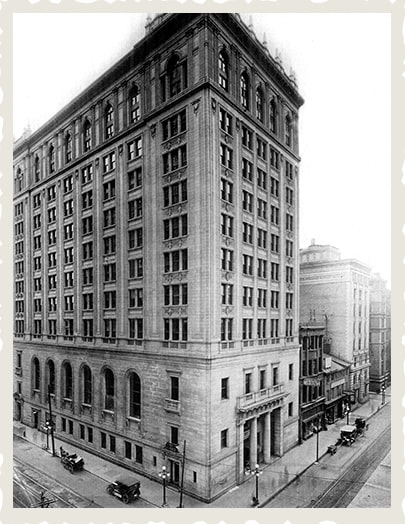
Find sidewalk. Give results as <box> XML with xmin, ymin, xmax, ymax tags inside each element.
<box><xmin>13</xmin><ymin>389</ymin><xmax>390</xmax><ymax>508</ymax></box>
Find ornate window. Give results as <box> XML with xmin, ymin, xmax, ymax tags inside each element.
<box><xmin>256</xmin><ymin>87</ymin><xmax>264</xmax><ymax>122</ymax></box>
<box><xmin>218</xmin><ymin>50</ymin><xmax>229</xmax><ymax>91</ymax></box>
<box><xmin>63</xmin><ymin>362</ymin><xmax>73</xmax><ymax>399</ymax></box>
<box><xmin>129</xmin><ymin>85</ymin><xmax>140</xmax><ymax>124</ymax></box>
<box><xmin>128</xmin><ymin>372</ymin><xmax>141</xmax><ymax>419</ymax></box>
<box><xmin>47</xmin><ymin>360</ymin><xmax>55</xmax><ymax>394</ymax></box>
<box><xmin>105</xmin><ymin>103</ymin><xmax>114</xmax><ymax>139</ymax></box>
<box><xmin>240</xmin><ymin>72</ymin><xmax>250</xmax><ymax>110</ymax></box>
<box><xmin>104</xmin><ymin>368</ymin><xmax>115</xmax><ymax>411</ymax></box>
<box><xmin>269</xmin><ymin>97</ymin><xmax>277</xmax><ymax>133</ymax></box>
<box><xmin>34</xmin><ymin>155</ymin><xmax>41</xmax><ymax>182</ymax></box>
<box><xmin>32</xmin><ymin>357</ymin><xmax>40</xmax><ymax>391</ymax></box>
<box><xmin>83</xmin><ymin>119</ymin><xmax>92</xmax><ymax>152</ymax></box>
<box><xmin>162</xmin><ymin>54</ymin><xmax>187</xmax><ymax>101</ymax></box>
<box><xmin>82</xmin><ymin>365</ymin><xmax>92</xmax><ymax>405</ymax></box>
<box><xmin>285</xmin><ymin>113</ymin><xmax>292</xmax><ymax>146</ymax></box>
<box><xmin>49</xmin><ymin>144</ymin><xmax>55</xmax><ymax>173</ymax></box>
<box><xmin>65</xmin><ymin>132</ymin><xmax>72</xmax><ymax>163</ymax></box>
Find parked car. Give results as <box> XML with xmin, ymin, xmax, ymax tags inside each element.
<box><xmin>59</xmin><ymin>446</ymin><xmax>84</xmax><ymax>473</ymax></box>
<box><xmin>106</xmin><ymin>476</ymin><xmax>141</xmax><ymax>504</ymax></box>
<box><xmin>340</xmin><ymin>424</ymin><xmax>358</xmax><ymax>446</ymax></box>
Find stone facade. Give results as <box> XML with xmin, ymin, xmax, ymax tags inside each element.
<box><xmin>369</xmin><ymin>274</ymin><xmax>391</xmax><ymax>392</ymax></box>
<box><xmin>13</xmin><ymin>13</ymin><xmax>303</xmax><ymax>502</ymax></box>
<box><xmin>300</xmin><ymin>242</ymin><xmax>371</xmax><ymax>408</ymax></box>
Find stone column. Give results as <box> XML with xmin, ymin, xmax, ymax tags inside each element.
<box><xmin>263</xmin><ymin>411</ymin><xmax>271</xmax><ymax>463</ymax></box>
<box><xmin>249</xmin><ymin>416</ymin><xmax>257</xmax><ymax>469</ymax></box>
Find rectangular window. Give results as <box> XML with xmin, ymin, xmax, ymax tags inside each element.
<box><xmin>170</xmin><ymin>376</ymin><xmax>179</xmax><ymax>401</ymax></box>
<box><xmin>242</xmin><ymin>158</ymin><xmax>253</xmax><ymax>181</ymax></box>
<box><xmin>242</xmin><ymin>286</ymin><xmax>253</xmax><ymax>307</ymax></box>
<box><xmin>163</xmin><ymin>145</ymin><xmax>187</xmax><ymax>174</ymax></box>
<box><xmin>110</xmin><ymin>435</ymin><xmax>116</xmax><ymax>453</ymax></box>
<box><xmin>104</xmin><ymin>263</ymin><xmax>116</xmax><ymax>283</ymax></box>
<box><xmin>288</xmin><ymin>402</ymin><xmax>293</xmax><ymax>417</ymax></box>
<box><xmin>220</xmin><ymin>318</ymin><xmax>233</xmax><ymax>341</ymax></box>
<box><xmin>164</xmin><ymin>318</ymin><xmax>188</xmax><ymax>341</ymax></box>
<box><xmin>164</xmin><ymin>249</ymin><xmax>188</xmax><ymax>273</ymax></box>
<box><xmin>271</xmin><ymin>234</ymin><xmax>280</xmax><ymax>253</ymax></box>
<box><xmin>257</xmin><ymin>258</ymin><xmax>267</xmax><ymax>278</ymax></box>
<box><xmin>128</xmin><ymin>167</ymin><xmax>142</xmax><ymax>190</ymax></box>
<box><xmin>163</xmin><ymin>180</ymin><xmax>187</xmax><ymax>207</ymax></box>
<box><xmin>220</xmin><ymin>429</ymin><xmax>228</xmax><ymax>449</ymax></box>
<box><xmin>219</xmin><ymin>108</ymin><xmax>233</xmax><ymax>135</ymax></box>
<box><xmin>129</xmin><ymin>258</ymin><xmax>143</xmax><ymax>278</ymax></box>
<box><xmin>125</xmin><ymin>441</ymin><xmax>132</xmax><ymax>459</ymax></box>
<box><xmin>258</xmin><ymin>288</ymin><xmax>267</xmax><ymax>308</ymax></box>
<box><xmin>128</xmin><ymin>228</ymin><xmax>143</xmax><ymax>249</ymax></box>
<box><xmin>129</xmin><ymin>318</ymin><xmax>143</xmax><ymax>340</ymax></box>
<box><xmin>221</xmin><ymin>283</ymin><xmax>233</xmax><ymax>305</ymax></box>
<box><xmin>100</xmin><ymin>431</ymin><xmax>107</xmax><ymax>449</ymax></box>
<box><xmin>221</xmin><ymin>214</ymin><xmax>233</xmax><ymax>237</ymax></box>
<box><xmin>82</xmin><ymin>241</ymin><xmax>93</xmax><ymax>260</ymax></box>
<box><xmin>162</xmin><ymin>109</ymin><xmax>187</xmax><ymax>141</ymax></box>
<box><xmin>170</xmin><ymin>426</ymin><xmax>179</xmax><ymax>446</ymax></box>
<box><xmin>163</xmin><ymin>215</ymin><xmax>188</xmax><ymax>240</ymax></box>
<box><xmin>242</xmin><ymin>191</ymin><xmax>253</xmax><ymax>213</ymax></box>
<box><xmin>270</xmin><ymin>147</ymin><xmax>280</xmax><ymax>169</ymax></box>
<box><xmin>260</xmin><ymin>369</ymin><xmax>266</xmax><ymax>390</ymax></box>
<box><xmin>87</xmin><ymin>427</ymin><xmax>93</xmax><ymax>443</ymax></box>
<box><xmin>241</xmin><ymin>126</ymin><xmax>252</xmax><ymax>149</ymax></box>
<box><xmin>104</xmin><ymin>319</ymin><xmax>117</xmax><ymax>339</ymax></box>
<box><xmin>242</xmin><ymin>318</ymin><xmax>253</xmax><ymax>340</ymax></box>
<box><xmin>48</xmin><ymin>208</ymin><xmax>56</xmax><ymax>223</ymax></box>
<box><xmin>83</xmin><ymin>293</ymin><xmax>93</xmax><ymax>310</ymax></box>
<box><xmin>245</xmin><ymin>372</ymin><xmax>251</xmax><ymax>394</ymax></box>
<box><xmin>242</xmin><ymin>222</ymin><xmax>253</xmax><ymax>244</ymax></box>
<box><xmin>81</xmin><ymin>164</ymin><xmax>93</xmax><ymax>184</ymax></box>
<box><xmin>271</xmin><ymin>291</ymin><xmax>279</xmax><ymax>309</ymax></box>
<box><xmin>103</xmin><ymin>151</ymin><xmax>116</xmax><ymax>173</ymax></box>
<box><xmin>289</xmin><ymin>363</ymin><xmax>294</xmax><ymax>380</ymax></box>
<box><xmin>271</xmin><ymin>177</ymin><xmax>279</xmax><ymax>197</ymax></box>
<box><xmin>82</xmin><ymin>216</ymin><xmax>93</xmax><ymax>235</ymax></box>
<box><xmin>257</xmin><ymin>168</ymin><xmax>267</xmax><ymax>190</ymax></box>
<box><xmin>257</xmin><ymin>318</ymin><xmax>266</xmax><ymax>339</ymax></box>
<box><xmin>63</xmin><ymin>175</ymin><xmax>73</xmax><ymax>193</ymax></box>
<box><xmin>103</xmin><ymin>180</ymin><xmax>115</xmax><ymax>201</ymax></box>
<box><xmin>286</xmin><ymin>240</ymin><xmax>294</xmax><ymax>257</ymax></box>
<box><xmin>221</xmin><ymin>377</ymin><xmax>229</xmax><ymax>400</ymax></box>
<box><xmin>83</xmin><ymin>267</ymin><xmax>93</xmax><ymax>285</ymax></box>
<box><xmin>103</xmin><ymin>235</ymin><xmax>116</xmax><ymax>255</ymax></box>
<box><xmin>221</xmin><ymin>248</ymin><xmax>233</xmax><ymax>271</ymax></box>
<box><xmin>257</xmin><ymin>228</ymin><xmax>267</xmax><ymax>249</ymax></box>
<box><xmin>286</xmin><ymin>213</ymin><xmax>294</xmax><ymax>231</ymax></box>
<box><xmin>257</xmin><ymin>137</ymin><xmax>267</xmax><ymax>159</ymax></box>
<box><xmin>220</xmin><ymin>178</ymin><xmax>233</xmax><ymax>204</ymax></box>
<box><xmin>127</xmin><ymin>136</ymin><xmax>143</xmax><ymax>160</ymax></box>
<box><xmin>220</xmin><ymin>144</ymin><xmax>233</xmax><ymax>169</ymax></box>
<box><xmin>82</xmin><ymin>190</ymin><xmax>93</xmax><ymax>209</ymax></box>
<box><xmin>103</xmin><ymin>207</ymin><xmax>116</xmax><ymax>228</ymax></box>
<box><xmin>242</xmin><ymin>255</ymin><xmax>253</xmax><ymax>276</ymax></box>
<box><xmin>104</xmin><ymin>291</ymin><xmax>117</xmax><ymax>309</ymax></box>
<box><xmin>286</xmin><ymin>187</ymin><xmax>294</xmax><ymax>206</ymax></box>
<box><xmin>80</xmin><ymin>424</ymin><xmax>85</xmax><ymax>440</ymax></box>
<box><xmin>135</xmin><ymin>445</ymin><xmax>143</xmax><ymax>464</ymax></box>
<box><xmin>48</xmin><ymin>230</ymin><xmax>57</xmax><ymax>245</ymax></box>
<box><xmin>63</xmin><ymin>199</ymin><xmax>73</xmax><ymax>217</ymax></box>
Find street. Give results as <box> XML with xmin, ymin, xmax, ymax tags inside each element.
<box><xmin>262</xmin><ymin>404</ymin><xmax>390</xmax><ymax>507</ymax></box>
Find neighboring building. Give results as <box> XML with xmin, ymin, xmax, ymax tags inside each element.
<box><xmin>13</xmin><ymin>13</ymin><xmax>304</xmax><ymax>502</ymax></box>
<box><xmin>369</xmin><ymin>274</ymin><xmax>391</xmax><ymax>392</ymax></box>
<box><xmin>323</xmin><ymin>354</ymin><xmax>350</xmax><ymax>424</ymax></box>
<box><xmin>300</xmin><ymin>242</ymin><xmax>371</xmax><ymax>407</ymax></box>
<box><xmin>299</xmin><ymin>319</ymin><xmax>326</xmax><ymax>441</ymax></box>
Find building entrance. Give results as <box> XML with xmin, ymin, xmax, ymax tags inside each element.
<box><xmin>169</xmin><ymin>459</ymin><xmax>180</xmax><ymax>485</ymax></box>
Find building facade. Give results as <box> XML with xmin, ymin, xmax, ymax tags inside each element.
<box><xmin>13</xmin><ymin>13</ymin><xmax>303</xmax><ymax>502</ymax></box>
<box><xmin>300</xmin><ymin>242</ymin><xmax>371</xmax><ymax>408</ymax></box>
<box><xmin>369</xmin><ymin>274</ymin><xmax>391</xmax><ymax>392</ymax></box>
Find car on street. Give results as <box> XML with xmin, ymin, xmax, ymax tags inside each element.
<box><xmin>106</xmin><ymin>476</ymin><xmax>141</xmax><ymax>504</ymax></box>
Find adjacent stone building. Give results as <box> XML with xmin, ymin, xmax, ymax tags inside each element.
<box><xmin>13</xmin><ymin>13</ymin><xmax>303</xmax><ymax>501</ymax></box>
<box><xmin>369</xmin><ymin>274</ymin><xmax>391</xmax><ymax>392</ymax></box>
<box><xmin>300</xmin><ymin>242</ymin><xmax>371</xmax><ymax>408</ymax></box>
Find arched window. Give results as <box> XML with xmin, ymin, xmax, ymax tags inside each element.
<box><xmin>104</xmin><ymin>368</ymin><xmax>115</xmax><ymax>411</ymax></box>
<box><xmin>32</xmin><ymin>357</ymin><xmax>40</xmax><ymax>390</ymax></box>
<box><xmin>16</xmin><ymin>167</ymin><xmax>24</xmax><ymax>192</ymax></box>
<box><xmin>128</xmin><ymin>372</ymin><xmax>141</xmax><ymax>419</ymax></box>
<box><xmin>65</xmin><ymin>132</ymin><xmax>72</xmax><ymax>163</ymax></box>
<box><xmin>83</xmin><ymin>365</ymin><xmax>92</xmax><ymax>405</ymax></box>
<box><xmin>218</xmin><ymin>50</ymin><xmax>229</xmax><ymax>91</ymax></box>
<box><xmin>256</xmin><ymin>87</ymin><xmax>264</xmax><ymax>122</ymax></box>
<box><xmin>63</xmin><ymin>362</ymin><xmax>73</xmax><ymax>399</ymax></box>
<box><xmin>105</xmin><ymin>103</ymin><xmax>114</xmax><ymax>139</ymax></box>
<box><xmin>168</xmin><ymin>55</ymin><xmax>187</xmax><ymax>98</ymax></box>
<box><xmin>269</xmin><ymin>97</ymin><xmax>277</xmax><ymax>133</ymax></box>
<box><xmin>83</xmin><ymin>119</ymin><xmax>92</xmax><ymax>152</ymax></box>
<box><xmin>47</xmin><ymin>360</ymin><xmax>55</xmax><ymax>395</ymax></box>
<box><xmin>129</xmin><ymin>85</ymin><xmax>141</xmax><ymax>124</ymax></box>
<box><xmin>49</xmin><ymin>144</ymin><xmax>55</xmax><ymax>173</ymax></box>
<box><xmin>240</xmin><ymin>72</ymin><xmax>250</xmax><ymax>110</ymax></box>
<box><xmin>285</xmin><ymin>113</ymin><xmax>292</xmax><ymax>146</ymax></box>
<box><xmin>34</xmin><ymin>155</ymin><xmax>41</xmax><ymax>182</ymax></box>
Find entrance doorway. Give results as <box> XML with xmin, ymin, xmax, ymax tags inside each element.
<box><xmin>169</xmin><ymin>459</ymin><xmax>180</xmax><ymax>486</ymax></box>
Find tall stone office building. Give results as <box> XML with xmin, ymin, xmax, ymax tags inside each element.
<box><xmin>13</xmin><ymin>13</ymin><xmax>303</xmax><ymax>501</ymax></box>
<box><xmin>300</xmin><ymin>242</ymin><xmax>371</xmax><ymax>407</ymax></box>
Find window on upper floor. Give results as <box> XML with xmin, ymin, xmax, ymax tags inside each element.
<box><xmin>65</xmin><ymin>132</ymin><xmax>73</xmax><ymax>163</ymax></box>
<box><xmin>161</xmin><ymin>54</ymin><xmax>187</xmax><ymax>102</ymax></box>
<box><xmin>240</xmin><ymin>72</ymin><xmax>250</xmax><ymax>110</ymax></box>
<box><xmin>83</xmin><ymin>119</ymin><xmax>92</xmax><ymax>152</ymax></box>
<box><xmin>218</xmin><ymin>50</ymin><xmax>229</xmax><ymax>91</ymax></box>
<box><xmin>49</xmin><ymin>144</ymin><xmax>56</xmax><ymax>173</ymax></box>
<box><xmin>285</xmin><ymin>113</ymin><xmax>293</xmax><ymax>147</ymax></box>
<box><xmin>256</xmin><ymin>87</ymin><xmax>264</xmax><ymax>122</ymax></box>
<box><xmin>129</xmin><ymin>85</ymin><xmax>141</xmax><ymax>124</ymax></box>
<box><xmin>34</xmin><ymin>155</ymin><xmax>41</xmax><ymax>182</ymax></box>
<box><xmin>105</xmin><ymin>103</ymin><xmax>114</xmax><ymax>139</ymax></box>
<box><xmin>269</xmin><ymin>97</ymin><xmax>277</xmax><ymax>134</ymax></box>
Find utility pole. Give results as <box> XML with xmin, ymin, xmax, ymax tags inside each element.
<box><xmin>178</xmin><ymin>440</ymin><xmax>186</xmax><ymax>508</ymax></box>
<box><xmin>47</xmin><ymin>385</ymin><xmax>56</xmax><ymax>456</ymax></box>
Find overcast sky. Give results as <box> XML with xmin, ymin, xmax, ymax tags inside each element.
<box><xmin>13</xmin><ymin>12</ymin><xmax>391</xmax><ymax>285</ymax></box>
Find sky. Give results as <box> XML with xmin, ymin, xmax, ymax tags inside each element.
<box><xmin>13</xmin><ymin>12</ymin><xmax>391</xmax><ymax>285</ymax></box>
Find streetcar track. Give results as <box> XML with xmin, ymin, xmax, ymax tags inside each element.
<box><xmin>14</xmin><ymin>456</ymin><xmax>99</xmax><ymax>508</ymax></box>
<box><xmin>308</xmin><ymin>425</ymin><xmax>390</xmax><ymax>507</ymax></box>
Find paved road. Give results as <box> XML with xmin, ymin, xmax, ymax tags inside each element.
<box><xmin>13</xmin><ymin>436</ymin><xmax>157</xmax><ymax>509</ymax></box>
<box><xmin>309</xmin><ymin>425</ymin><xmax>390</xmax><ymax>507</ymax></box>
<box><xmin>263</xmin><ymin>405</ymin><xmax>390</xmax><ymax>508</ymax></box>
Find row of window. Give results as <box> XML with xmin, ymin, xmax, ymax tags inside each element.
<box><xmin>218</xmin><ymin>51</ymin><xmax>296</xmax><ymax>146</ymax></box>
<box><xmin>220</xmin><ymin>317</ymin><xmax>293</xmax><ymax>341</ymax></box>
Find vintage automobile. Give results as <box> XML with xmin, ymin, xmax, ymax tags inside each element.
<box><xmin>340</xmin><ymin>424</ymin><xmax>358</xmax><ymax>446</ymax></box>
<box><xmin>106</xmin><ymin>476</ymin><xmax>141</xmax><ymax>504</ymax></box>
<box><xmin>59</xmin><ymin>446</ymin><xmax>85</xmax><ymax>473</ymax></box>
<box><xmin>355</xmin><ymin>417</ymin><xmax>367</xmax><ymax>436</ymax></box>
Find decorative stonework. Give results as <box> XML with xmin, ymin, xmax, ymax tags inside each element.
<box><xmin>211</xmin><ymin>98</ymin><xmax>217</xmax><ymax>111</ymax></box>
<box><xmin>192</xmin><ymin>98</ymin><xmax>200</xmax><ymax>114</ymax></box>
<box><xmin>150</xmin><ymin>124</ymin><xmax>156</xmax><ymax>138</ymax></box>
<box><xmin>163</xmin><ymin>135</ymin><xmax>184</xmax><ymax>151</ymax></box>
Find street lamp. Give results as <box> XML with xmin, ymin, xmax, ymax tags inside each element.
<box><xmin>345</xmin><ymin>402</ymin><xmax>351</xmax><ymax>425</ymax></box>
<box><xmin>381</xmin><ymin>383</ymin><xmax>386</xmax><ymax>405</ymax></box>
<box><xmin>251</xmin><ymin>464</ymin><xmax>261</xmax><ymax>506</ymax></box>
<box><xmin>158</xmin><ymin>465</ymin><xmax>170</xmax><ymax>507</ymax></box>
<box><xmin>314</xmin><ymin>417</ymin><xmax>320</xmax><ymax>464</ymax></box>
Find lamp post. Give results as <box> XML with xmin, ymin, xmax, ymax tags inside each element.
<box><xmin>381</xmin><ymin>383</ymin><xmax>386</xmax><ymax>405</ymax></box>
<box><xmin>251</xmin><ymin>464</ymin><xmax>261</xmax><ymax>506</ymax></box>
<box><xmin>158</xmin><ymin>465</ymin><xmax>170</xmax><ymax>507</ymax></box>
<box><xmin>345</xmin><ymin>402</ymin><xmax>350</xmax><ymax>425</ymax></box>
<box><xmin>315</xmin><ymin>417</ymin><xmax>320</xmax><ymax>464</ymax></box>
